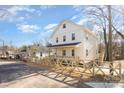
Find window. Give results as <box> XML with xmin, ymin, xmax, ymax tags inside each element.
<box><xmin>40</xmin><ymin>52</ymin><xmax>42</xmax><ymax>56</ymax></box>
<box><xmin>86</xmin><ymin>49</ymin><xmax>88</xmax><ymax>57</ymax></box>
<box><xmin>56</xmin><ymin>37</ymin><xmax>58</xmax><ymax>43</ymax></box>
<box><xmin>63</xmin><ymin>35</ymin><xmax>66</xmax><ymax>42</ymax></box>
<box><xmin>72</xmin><ymin>33</ymin><xmax>75</xmax><ymax>40</ymax></box>
<box><xmin>86</xmin><ymin>34</ymin><xmax>88</xmax><ymax>40</ymax></box>
<box><xmin>72</xmin><ymin>49</ymin><xmax>75</xmax><ymax>56</ymax></box>
<box><xmin>62</xmin><ymin>50</ymin><xmax>66</xmax><ymax>56</ymax></box>
<box><xmin>63</xmin><ymin>24</ymin><xmax>66</xmax><ymax>29</ymax></box>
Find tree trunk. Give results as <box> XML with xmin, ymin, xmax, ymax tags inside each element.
<box><xmin>121</xmin><ymin>41</ymin><xmax>124</xmax><ymax>59</ymax></box>
<box><xmin>108</xmin><ymin>5</ymin><xmax>113</xmax><ymax>75</ymax></box>
<box><xmin>103</xmin><ymin>27</ymin><xmax>109</xmax><ymax>61</ymax></box>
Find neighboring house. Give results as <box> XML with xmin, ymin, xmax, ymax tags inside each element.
<box><xmin>48</xmin><ymin>20</ymin><xmax>98</xmax><ymax>63</ymax></box>
<box><xmin>27</xmin><ymin>44</ymin><xmax>49</xmax><ymax>59</ymax></box>
<box><xmin>35</xmin><ymin>46</ymin><xmax>49</xmax><ymax>59</ymax></box>
<box><xmin>35</xmin><ymin>50</ymin><xmax>49</xmax><ymax>59</ymax></box>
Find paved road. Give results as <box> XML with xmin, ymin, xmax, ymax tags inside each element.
<box><xmin>0</xmin><ymin>61</ymin><xmax>92</xmax><ymax>88</ymax></box>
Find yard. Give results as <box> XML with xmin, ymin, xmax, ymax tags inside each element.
<box><xmin>0</xmin><ymin>60</ymin><xmax>91</xmax><ymax>88</ymax></box>
<box><xmin>0</xmin><ymin>59</ymin><xmax>124</xmax><ymax>88</ymax></box>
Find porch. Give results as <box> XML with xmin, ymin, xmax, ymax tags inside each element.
<box><xmin>48</xmin><ymin>42</ymin><xmax>82</xmax><ymax>59</ymax></box>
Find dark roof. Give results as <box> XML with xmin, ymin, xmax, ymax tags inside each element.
<box><xmin>47</xmin><ymin>42</ymin><xmax>81</xmax><ymax>47</ymax></box>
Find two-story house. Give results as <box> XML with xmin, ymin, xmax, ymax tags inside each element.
<box><xmin>48</xmin><ymin>20</ymin><xmax>98</xmax><ymax>63</ymax></box>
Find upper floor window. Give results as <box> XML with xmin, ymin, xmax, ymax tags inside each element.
<box><xmin>62</xmin><ymin>50</ymin><xmax>66</xmax><ymax>56</ymax></box>
<box><xmin>56</xmin><ymin>37</ymin><xmax>58</xmax><ymax>43</ymax></box>
<box><xmin>63</xmin><ymin>24</ymin><xmax>66</xmax><ymax>29</ymax></box>
<box><xmin>86</xmin><ymin>34</ymin><xmax>88</xmax><ymax>40</ymax></box>
<box><xmin>63</xmin><ymin>35</ymin><xmax>66</xmax><ymax>42</ymax></box>
<box><xmin>86</xmin><ymin>49</ymin><xmax>88</xmax><ymax>57</ymax></box>
<box><xmin>72</xmin><ymin>49</ymin><xmax>75</xmax><ymax>56</ymax></box>
<box><xmin>72</xmin><ymin>33</ymin><xmax>75</xmax><ymax>40</ymax></box>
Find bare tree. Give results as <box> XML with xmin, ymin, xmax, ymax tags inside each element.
<box><xmin>108</xmin><ymin>5</ymin><xmax>113</xmax><ymax>75</ymax></box>
<box><xmin>80</xmin><ymin>5</ymin><xmax>124</xmax><ymax>61</ymax></box>
<box><xmin>83</xmin><ymin>6</ymin><xmax>109</xmax><ymax>60</ymax></box>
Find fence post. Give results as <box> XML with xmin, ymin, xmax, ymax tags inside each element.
<box><xmin>119</xmin><ymin>62</ymin><xmax>122</xmax><ymax>77</ymax></box>
<box><xmin>92</xmin><ymin>60</ymin><xmax>95</xmax><ymax>77</ymax></box>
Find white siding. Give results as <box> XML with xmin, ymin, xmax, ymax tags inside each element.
<box><xmin>51</xmin><ymin>21</ymin><xmax>85</xmax><ymax>45</ymax></box>
<box><xmin>50</xmin><ymin>20</ymin><xmax>98</xmax><ymax>62</ymax></box>
<box><xmin>36</xmin><ymin>52</ymin><xmax>49</xmax><ymax>59</ymax></box>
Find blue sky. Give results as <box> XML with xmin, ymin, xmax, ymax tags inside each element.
<box><xmin>0</xmin><ymin>5</ymin><xmax>124</xmax><ymax>47</ymax></box>
<box><xmin>0</xmin><ymin>5</ymin><xmax>86</xmax><ymax>47</ymax></box>
<box><xmin>1</xmin><ymin>5</ymin><xmax>117</xmax><ymax>47</ymax></box>
<box><xmin>0</xmin><ymin>5</ymin><xmax>91</xmax><ymax>47</ymax></box>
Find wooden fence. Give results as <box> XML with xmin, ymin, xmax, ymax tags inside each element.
<box><xmin>27</xmin><ymin>56</ymin><xmax>122</xmax><ymax>82</ymax></box>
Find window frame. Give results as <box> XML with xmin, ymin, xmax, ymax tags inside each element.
<box><xmin>72</xmin><ymin>33</ymin><xmax>75</xmax><ymax>40</ymax></box>
<box><xmin>86</xmin><ymin>34</ymin><xmax>88</xmax><ymax>40</ymax></box>
<box><xmin>72</xmin><ymin>49</ymin><xmax>75</xmax><ymax>56</ymax></box>
<box><xmin>63</xmin><ymin>35</ymin><xmax>66</xmax><ymax>42</ymax></box>
<box><xmin>63</xmin><ymin>24</ymin><xmax>66</xmax><ymax>29</ymax></box>
<box><xmin>40</xmin><ymin>52</ymin><xmax>42</xmax><ymax>57</ymax></box>
<box><xmin>56</xmin><ymin>37</ymin><xmax>58</xmax><ymax>43</ymax></box>
<box><xmin>62</xmin><ymin>50</ymin><xmax>66</xmax><ymax>56</ymax></box>
<box><xmin>86</xmin><ymin>49</ymin><xmax>88</xmax><ymax>57</ymax></box>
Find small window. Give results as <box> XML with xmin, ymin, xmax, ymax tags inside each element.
<box><xmin>62</xmin><ymin>50</ymin><xmax>66</xmax><ymax>56</ymax></box>
<box><xmin>86</xmin><ymin>34</ymin><xmax>88</xmax><ymax>40</ymax></box>
<box><xmin>72</xmin><ymin>49</ymin><xmax>75</xmax><ymax>56</ymax></box>
<box><xmin>40</xmin><ymin>52</ymin><xmax>42</xmax><ymax>56</ymax></box>
<box><xmin>72</xmin><ymin>33</ymin><xmax>75</xmax><ymax>40</ymax></box>
<box><xmin>63</xmin><ymin>35</ymin><xmax>66</xmax><ymax>42</ymax></box>
<box><xmin>63</xmin><ymin>24</ymin><xmax>66</xmax><ymax>29</ymax></box>
<box><xmin>56</xmin><ymin>37</ymin><xmax>58</xmax><ymax>43</ymax></box>
<box><xmin>86</xmin><ymin>49</ymin><xmax>88</xmax><ymax>57</ymax></box>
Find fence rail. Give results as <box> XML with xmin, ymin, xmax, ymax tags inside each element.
<box><xmin>25</xmin><ymin>56</ymin><xmax>122</xmax><ymax>82</ymax></box>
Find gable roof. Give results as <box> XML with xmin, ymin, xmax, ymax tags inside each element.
<box><xmin>50</xmin><ymin>20</ymin><xmax>97</xmax><ymax>39</ymax></box>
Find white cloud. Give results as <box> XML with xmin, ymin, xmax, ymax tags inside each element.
<box><xmin>40</xmin><ymin>5</ymin><xmax>54</xmax><ymax>10</ymax></box>
<box><xmin>40</xmin><ymin>30</ymin><xmax>52</xmax><ymax>41</ymax></box>
<box><xmin>0</xmin><ymin>6</ymin><xmax>37</xmax><ymax>22</ymax></box>
<box><xmin>44</xmin><ymin>23</ymin><xmax>57</xmax><ymax>32</ymax></box>
<box><xmin>73</xmin><ymin>5</ymin><xmax>84</xmax><ymax>11</ymax></box>
<box><xmin>18</xmin><ymin>16</ymin><xmax>25</xmax><ymax>21</ymax></box>
<box><xmin>0</xmin><ymin>9</ymin><xmax>13</xmax><ymax>21</ymax></box>
<box><xmin>36</xmin><ymin>10</ymin><xmax>42</xmax><ymax>16</ymax></box>
<box><xmin>71</xmin><ymin>15</ymin><xmax>79</xmax><ymax>20</ymax></box>
<box><xmin>0</xmin><ymin>6</ymin><xmax>55</xmax><ymax>22</ymax></box>
<box><xmin>17</xmin><ymin>23</ymin><xmax>40</xmax><ymax>33</ymax></box>
<box><xmin>77</xmin><ymin>19</ymin><xmax>88</xmax><ymax>25</ymax></box>
<box><xmin>7</xmin><ymin>6</ymin><xmax>36</xmax><ymax>15</ymax></box>
<box><xmin>36</xmin><ymin>23</ymin><xmax>57</xmax><ymax>43</ymax></box>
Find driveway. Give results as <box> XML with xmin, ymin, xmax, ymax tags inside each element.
<box><xmin>0</xmin><ymin>61</ymin><xmax>91</xmax><ymax>88</ymax></box>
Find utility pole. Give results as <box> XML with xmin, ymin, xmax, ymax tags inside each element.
<box><xmin>2</xmin><ymin>40</ymin><xmax>5</xmax><ymax>57</ymax></box>
<box><xmin>108</xmin><ymin>5</ymin><xmax>113</xmax><ymax>75</ymax></box>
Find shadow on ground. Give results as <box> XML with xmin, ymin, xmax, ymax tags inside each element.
<box><xmin>0</xmin><ymin>62</ymin><xmax>92</xmax><ymax>88</ymax></box>
<box><xmin>0</xmin><ymin>62</ymin><xmax>47</xmax><ymax>83</ymax></box>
